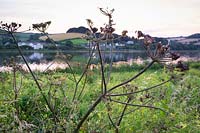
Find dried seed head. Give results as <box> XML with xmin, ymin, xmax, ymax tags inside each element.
<box><xmin>136</xmin><ymin>30</ymin><xmax>144</xmax><ymax>38</ymax></box>
<box><xmin>32</xmin><ymin>21</ymin><xmax>51</xmax><ymax>32</ymax></box>
<box><xmin>46</xmin><ymin>21</ymin><xmax>51</xmax><ymax>25</ymax></box>
<box><xmin>11</xmin><ymin>22</ymin><xmax>17</xmax><ymax>28</ymax></box>
<box><xmin>143</xmin><ymin>35</ymin><xmax>154</xmax><ymax>46</ymax></box>
<box><xmin>0</xmin><ymin>21</ymin><xmax>22</xmax><ymax>32</ymax></box>
<box><xmin>122</xmin><ymin>30</ymin><xmax>128</xmax><ymax>37</ymax></box>
<box><xmin>99</xmin><ymin>8</ymin><xmax>114</xmax><ymax>18</ymax></box>
<box><xmin>92</xmin><ymin>27</ymin><xmax>98</xmax><ymax>33</ymax></box>
<box><xmin>109</xmin><ymin>27</ymin><xmax>115</xmax><ymax>33</ymax></box>
<box><xmin>176</xmin><ymin>61</ymin><xmax>189</xmax><ymax>71</ymax></box>
<box><xmin>100</xmin><ymin>27</ymin><xmax>104</xmax><ymax>32</ymax></box>
<box><xmin>170</xmin><ymin>52</ymin><xmax>180</xmax><ymax>60</ymax></box>
<box><xmin>156</xmin><ymin>42</ymin><xmax>162</xmax><ymax>49</ymax></box>
<box><xmin>86</xmin><ymin>19</ymin><xmax>93</xmax><ymax>27</ymax></box>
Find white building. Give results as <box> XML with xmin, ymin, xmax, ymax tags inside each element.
<box><xmin>18</xmin><ymin>42</ymin><xmax>43</xmax><ymax>49</ymax></box>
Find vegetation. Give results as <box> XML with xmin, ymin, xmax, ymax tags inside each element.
<box><xmin>0</xmin><ymin>62</ymin><xmax>200</xmax><ymax>132</ymax></box>
<box><xmin>39</xmin><ymin>33</ymin><xmax>86</xmax><ymax>42</ymax></box>
<box><xmin>0</xmin><ymin>8</ymin><xmax>199</xmax><ymax>133</ymax></box>
<box><xmin>1</xmin><ymin>27</ymin><xmax>200</xmax><ymax>51</ymax></box>
<box><xmin>69</xmin><ymin>38</ymin><xmax>88</xmax><ymax>45</ymax></box>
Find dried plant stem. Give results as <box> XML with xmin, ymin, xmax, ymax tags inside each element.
<box><xmin>115</xmin><ymin>97</ymin><xmax>132</xmax><ymax>133</ymax></box>
<box><xmin>77</xmin><ymin>74</ymin><xmax>88</xmax><ymax>100</ymax></box>
<box><xmin>74</xmin><ymin>60</ymin><xmax>155</xmax><ymax>132</ymax></box>
<box><xmin>106</xmin><ymin>41</ymin><xmax>114</xmax><ymax>85</ymax></box>
<box><xmin>113</xmin><ymin>99</ymin><xmax>153</xmax><ymax>120</ymax></box>
<box><xmin>74</xmin><ymin>94</ymin><xmax>103</xmax><ymax>133</ymax></box>
<box><xmin>72</xmin><ymin>45</ymin><xmax>96</xmax><ymax>101</ymax></box>
<box><xmin>107</xmin><ymin>111</ymin><xmax>118</xmax><ymax>131</ymax></box>
<box><xmin>13</xmin><ymin>67</ymin><xmax>19</xmax><ymax>116</ymax></box>
<box><xmin>44</xmin><ymin>33</ymin><xmax>77</xmax><ymax>84</ymax></box>
<box><xmin>9</xmin><ymin>32</ymin><xmax>66</xmax><ymax>132</ymax></box>
<box><xmin>74</xmin><ymin>42</ymin><xmax>108</xmax><ymax>132</ymax></box>
<box><xmin>110</xmin><ymin>99</ymin><xmax>167</xmax><ymax>113</ymax></box>
<box><xmin>99</xmin><ymin>99</ymin><xmax>153</xmax><ymax>132</ymax></box>
<box><xmin>108</xmin><ymin>61</ymin><xmax>155</xmax><ymax>93</ymax></box>
<box><xmin>97</xmin><ymin>43</ymin><xmax>107</xmax><ymax>94</ymax></box>
<box><xmin>107</xmin><ymin>78</ymin><xmax>171</xmax><ymax>97</ymax></box>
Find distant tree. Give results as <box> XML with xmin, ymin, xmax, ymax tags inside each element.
<box><xmin>5</xmin><ymin>43</ymin><xmax>16</xmax><ymax>49</ymax></box>
<box><xmin>45</xmin><ymin>38</ymin><xmax>52</xmax><ymax>43</ymax></box>
<box><xmin>187</xmin><ymin>33</ymin><xmax>200</xmax><ymax>38</ymax></box>
<box><xmin>2</xmin><ymin>36</ymin><xmax>13</xmax><ymax>44</ymax></box>
<box><xmin>28</xmin><ymin>34</ymin><xmax>42</xmax><ymax>41</ymax></box>
<box><xmin>19</xmin><ymin>45</ymin><xmax>34</xmax><ymax>50</ymax></box>
<box><xmin>58</xmin><ymin>40</ymin><xmax>74</xmax><ymax>50</ymax></box>
<box><xmin>66</xmin><ymin>26</ymin><xmax>90</xmax><ymax>34</ymax></box>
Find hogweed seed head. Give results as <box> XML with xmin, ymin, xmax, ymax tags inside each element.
<box><xmin>122</xmin><ymin>30</ymin><xmax>128</xmax><ymax>37</ymax></box>
<box><xmin>0</xmin><ymin>21</ymin><xmax>22</xmax><ymax>32</ymax></box>
<box><xmin>32</xmin><ymin>21</ymin><xmax>51</xmax><ymax>33</ymax></box>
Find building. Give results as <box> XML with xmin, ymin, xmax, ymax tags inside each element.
<box><xmin>18</xmin><ymin>42</ymin><xmax>43</xmax><ymax>49</ymax></box>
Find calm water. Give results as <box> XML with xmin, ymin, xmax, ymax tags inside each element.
<box><xmin>0</xmin><ymin>50</ymin><xmax>200</xmax><ymax>66</ymax></box>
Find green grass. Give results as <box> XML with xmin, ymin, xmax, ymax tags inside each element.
<box><xmin>70</xmin><ymin>38</ymin><xmax>88</xmax><ymax>45</ymax></box>
<box><xmin>0</xmin><ymin>62</ymin><xmax>200</xmax><ymax>132</ymax></box>
<box><xmin>58</xmin><ymin>38</ymin><xmax>87</xmax><ymax>46</ymax></box>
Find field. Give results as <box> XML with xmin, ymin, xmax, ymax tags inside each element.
<box><xmin>39</xmin><ymin>33</ymin><xmax>86</xmax><ymax>41</ymax></box>
<box><xmin>0</xmin><ymin>61</ymin><xmax>200</xmax><ymax>132</ymax></box>
<box><xmin>1</xmin><ymin>3</ymin><xmax>200</xmax><ymax>132</ymax></box>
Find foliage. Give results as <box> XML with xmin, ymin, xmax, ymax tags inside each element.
<box><xmin>0</xmin><ymin>8</ymin><xmax>197</xmax><ymax>133</ymax></box>
<box><xmin>69</xmin><ymin>38</ymin><xmax>88</xmax><ymax>45</ymax></box>
<box><xmin>0</xmin><ymin>63</ymin><xmax>199</xmax><ymax>132</ymax></box>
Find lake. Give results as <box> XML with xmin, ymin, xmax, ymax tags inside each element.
<box><xmin>0</xmin><ymin>50</ymin><xmax>200</xmax><ymax>67</ymax></box>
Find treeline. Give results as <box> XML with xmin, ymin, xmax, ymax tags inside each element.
<box><xmin>1</xmin><ymin>29</ymin><xmax>200</xmax><ymax>50</ymax></box>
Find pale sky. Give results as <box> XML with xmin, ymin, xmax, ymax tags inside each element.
<box><xmin>1</xmin><ymin>0</ymin><xmax>200</xmax><ymax>37</ymax></box>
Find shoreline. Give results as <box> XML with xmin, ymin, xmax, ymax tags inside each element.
<box><xmin>1</xmin><ymin>56</ymin><xmax>199</xmax><ymax>72</ymax></box>
<box><xmin>1</xmin><ymin>49</ymin><xmax>200</xmax><ymax>53</ymax></box>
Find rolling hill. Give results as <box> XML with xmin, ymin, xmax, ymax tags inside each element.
<box><xmin>168</xmin><ymin>33</ymin><xmax>200</xmax><ymax>46</ymax></box>
<box><xmin>39</xmin><ymin>33</ymin><xmax>86</xmax><ymax>41</ymax></box>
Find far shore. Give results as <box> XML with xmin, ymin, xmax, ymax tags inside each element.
<box><xmin>1</xmin><ymin>49</ymin><xmax>200</xmax><ymax>53</ymax></box>
<box><xmin>0</xmin><ymin>56</ymin><xmax>199</xmax><ymax>72</ymax></box>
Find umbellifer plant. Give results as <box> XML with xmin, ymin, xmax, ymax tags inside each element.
<box><xmin>0</xmin><ymin>8</ymin><xmax>188</xmax><ymax>132</ymax></box>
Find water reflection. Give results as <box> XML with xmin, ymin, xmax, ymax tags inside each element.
<box><xmin>29</xmin><ymin>53</ymin><xmax>43</xmax><ymax>61</ymax></box>
<box><xmin>0</xmin><ymin>50</ymin><xmax>200</xmax><ymax>66</ymax></box>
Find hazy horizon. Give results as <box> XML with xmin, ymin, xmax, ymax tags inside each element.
<box><xmin>1</xmin><ymin>0</ymin><xmax>200</xmax><ymax>37</ymax></box>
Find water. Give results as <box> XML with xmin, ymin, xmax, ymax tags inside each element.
<box><xmin>0</xmin><ymin>50</ymin><xmax>200</xmax><ymax>66</ymax></box>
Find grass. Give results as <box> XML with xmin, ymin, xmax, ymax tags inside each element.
<box><xmin>0</xmin><ymin>62</ymin><xmax>200</xmax><ymax>132</ymax></box>
<box><xmin>58</xmin><ymin>38</ymin><xmax>88</xmax><ymax>46</ymax></box>
<box><xmin>70</xmin><ymin>38</ymin><xmax>88</xmax><ymax>45</ymax></box>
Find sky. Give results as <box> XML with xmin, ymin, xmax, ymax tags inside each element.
<box><xmin>1</xmin><ymin>0</ymin><xmax>200</xmax><ymax>37</ymax></box>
